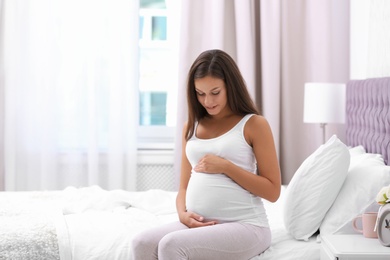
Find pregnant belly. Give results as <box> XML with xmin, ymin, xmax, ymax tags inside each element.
<box><xmin>186</xmin><ymin>172</ymin><xmax>256</xmax><ymax>222</ymax></box>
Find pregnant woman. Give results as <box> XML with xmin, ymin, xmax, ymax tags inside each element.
<box><xmin>131</xmin><ymin>49</ymin><xmax>281</xmax><ymax>260</ymax></box>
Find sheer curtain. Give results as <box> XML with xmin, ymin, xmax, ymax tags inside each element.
<box><xmin>174</xmin><ymin>0</ymin><xmax>350</xmax><ymax>185</ymax></box>
<box><xmin>1</xmin><ymin>0</ymin><xmax>139</xmax><ymax>191</ymax></box>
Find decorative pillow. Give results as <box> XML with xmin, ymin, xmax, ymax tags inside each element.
<box><xmin>320</xmin><ymin>152</ymin><xmax>390</xmax><ymax>235</ymax></box>
<box><xmin>283</xmin><ymin>135</ymin><xmax>350</xmax><ymax>241</ymax></box>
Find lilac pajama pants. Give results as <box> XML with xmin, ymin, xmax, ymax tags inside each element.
<box><xmin>131</xmin><ymin>221</ymin><xmax>271</xmax><ymax>260</ymax></box>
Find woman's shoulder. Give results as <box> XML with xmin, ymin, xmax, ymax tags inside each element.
<box><xmin>246</xmin><ymin>114</ymin><xmax>269</xmax><ymax>127</ymax></box>
<box><xmin>245</xmin><ymin>114</ymin><xmax>272</xmax><ymax>138</ymax></box>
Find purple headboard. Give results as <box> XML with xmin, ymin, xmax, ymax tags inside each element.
<box><xmin>346</xmin><ymin>77</ymin><xmax>390</xmax><ymax>165</ymax></box>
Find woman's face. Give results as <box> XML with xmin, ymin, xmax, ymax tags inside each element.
<box><xmin>194</xmin><ymin>76</ymin><xmax>229</xmax><ymax>117</ymax></box>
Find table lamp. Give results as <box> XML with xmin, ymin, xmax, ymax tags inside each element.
<box><xmin>303</xmin><ymin>82</ymin><xmax>346</xmax><ymax>143</ymax></box>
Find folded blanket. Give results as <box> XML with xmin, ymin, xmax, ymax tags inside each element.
<box><xmin>0</xmin><ymin>191</ymin><xmax>64</xmax><ymax>260</ymax></box>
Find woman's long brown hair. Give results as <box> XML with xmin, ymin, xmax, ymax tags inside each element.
<box><xmin>185</xmin><ymin>49</ymin><xmax>259</xmax><ymax>140</ymax></box>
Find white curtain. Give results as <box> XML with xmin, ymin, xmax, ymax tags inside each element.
<box><xmin>174</xmin><ymin>0</ymin><xmax>350</xmax><ymax>185</ymax></box>
<box><xmin>1</xmin><ymin>0</ymin><xmax>139</xmax><ymax>191</ymax></box>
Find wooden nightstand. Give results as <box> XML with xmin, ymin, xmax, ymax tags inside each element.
<box><xmin>321</xmin><ymin>234</ymin><xmax>390</xmax><ymax>260</ymax></box>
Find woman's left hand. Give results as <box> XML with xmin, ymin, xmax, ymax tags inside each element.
<box><xmin>193</xmin><ymin>154</ymin><xmax>227</xmax><ymax>174</ymax></box>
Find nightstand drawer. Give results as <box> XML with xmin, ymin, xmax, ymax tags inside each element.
<box><xmin>321</xmin><ymin>234</ymin><xmax>390</xmax><ymax>260</ymax></box>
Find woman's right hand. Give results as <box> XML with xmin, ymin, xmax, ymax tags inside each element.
<box><xmin>179</xmin><ymin>210</ymin><xmax>217</xmax><ymax>228</ymax></box>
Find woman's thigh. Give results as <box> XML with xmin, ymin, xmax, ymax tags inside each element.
<box><xmin>158</xmin><ymin>222</ymin><xmax>271</xmax><ymax>260</ymax></box>
<box><xmin>131</xmin><ymin>221</ymin><xmax>188</xmax><ymax>260</ymax></box>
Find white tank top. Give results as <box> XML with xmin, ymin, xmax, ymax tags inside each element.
<box><xmin>185</xmin><ymin>114</ymin><xmax>269</xmax><ymax>227</ymax></box>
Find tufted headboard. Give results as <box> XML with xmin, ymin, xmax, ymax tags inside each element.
<box><xmin>345</xmin><ymin>77</ymin><xmax>390</xmax><ymax>165</ymax></box>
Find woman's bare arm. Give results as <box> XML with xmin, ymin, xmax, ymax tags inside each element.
<box><xmin>176</xmin><ymin>123</ymin><xmax>217</xmax><ymax>227</ymax></box>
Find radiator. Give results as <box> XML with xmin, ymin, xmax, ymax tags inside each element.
<box><xmin>137</xmin><ymin>150</ymin><xmax>175</xmax><ymax>191</ymax></box>
<box><xmin>56</xmin><ymin>150</ymin><xmax>175</xmax><ymax>191</ymax></box>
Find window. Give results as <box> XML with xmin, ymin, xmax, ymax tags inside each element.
<box><xmin>138</xmin><ymin>0</ymin><xmax>180</xmax><ymax>149</ymax></box>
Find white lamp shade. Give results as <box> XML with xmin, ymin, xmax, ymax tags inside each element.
<box><xmin>304</xmin><ymin>82</ymin><xmax>346</xmax><ymax>124</ymax></box>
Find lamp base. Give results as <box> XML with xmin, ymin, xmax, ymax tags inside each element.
<box><xmin>320</xmin><ymin>123</ymin><xmax>327</xmax><ymax>144</ymax></box>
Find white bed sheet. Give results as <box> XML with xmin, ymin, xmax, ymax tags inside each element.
<box><xmin>254</xmin><ymin>186</ymin><xmax>320</xmax><ymax>260</ymax></box>
<box><xmin>57</xmin><ymin>187</ymin><xmax>178</xmax><ymax>260</ymax></box>
<box><xmin>56</xmin><ymin>185</ymin><xmax>320</xmax><ymax>260</ymax></box>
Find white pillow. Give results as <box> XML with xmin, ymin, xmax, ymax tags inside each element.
<box><xmin>320</xmin><ymin>152</ymin><xmax>390</xmax><ymax>235</ymax></box>
<box><xmin>348</xmin><ymin>145</ymin><xmax>365</xmax><ymax>159</ymax></box>
<box><xmin>283</xmin><ymin>135</ymin><xmax>350</xmax><ymax>241</ymax></box>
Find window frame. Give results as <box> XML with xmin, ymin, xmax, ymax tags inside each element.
<box><xmin>137</xmin><ymin>2</ymin><xmax>179</xmax><ymax>150</ymax></box>
<box><xmin>137</xmin><ymin>125</ymin><xmax>175</xmax><ymax>150</ymax></box>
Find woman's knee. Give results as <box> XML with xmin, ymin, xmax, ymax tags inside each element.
<box><xmin>158</xmin><ymin>232</ymin><xmax>186</xmax><ymax>259</ymax></box>
<box><xmin>132</xmin><ymin>234</ymin><xmax>149</xmax><ymax>251</ymax></box>
<box><xmin>131</xmin><ymin>233</ymin><xmax>159</xmax><ymax>260</ymax></box>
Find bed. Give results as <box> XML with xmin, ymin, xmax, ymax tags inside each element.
<box><xmin>1</xmin><ymin>77</ymin><xmax>389</xmax><ymax>260</ymax></box>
